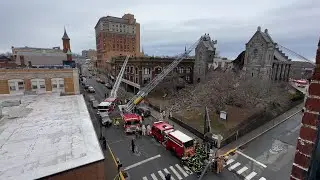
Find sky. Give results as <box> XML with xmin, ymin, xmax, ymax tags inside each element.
<box><xmin>0</xmin><ymin>0</ymin><xmax>319</xmax><ymax>60</ymax></box>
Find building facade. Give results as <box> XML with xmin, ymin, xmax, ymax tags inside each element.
<box><xmin>0</xmin><ymin>55</ymin><xmax>17</xmax><ymax>68</ymax></box>
<box><xmin>0</xmin><ymin>68</ymin><xmax>80</xmax><ymax>95</ymax></box>
<box><xmin>12</xmin><ymin>28</ymin><xmax>72</xmax><ymax>67</ymax></box>
<box><xmin>94</xmin><ymin>14</ymin><xmax>141</xmax><ymax>75</ymax></box>
<box><xmin>243</xmin><ymin>26</ymin><xmax>291</xmax><ymax>81</ymax></box>
<box><xmin>110</xmin><ymin>56</ymin><xmax>194</xmax><ymax>93</ymax></box>
<box><xmin>82</xmin><ymin>49</ymin><xmax>97</xmax><ymax>59</ymax></box>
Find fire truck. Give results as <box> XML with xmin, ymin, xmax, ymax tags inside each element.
<box><xmin>151</xmin><ymin>121</ymin><xmax>174</xmax><ymax>144</ymax></box>
<box><xmin>97</xmin><ymin>98</ymin><xmax>119</xmax><ymax>113</ymax></box>
<box><xmin>122</xmin><ymin>113</ymin><xmax>142</xmax><ymax>133</ymax></box>
<box><xmin>151</xmin><ymin>121</ymin><xmax>195</xmax><ymax>158</ymax></box>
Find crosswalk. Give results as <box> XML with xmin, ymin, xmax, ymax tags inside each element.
<box><xmin>142</xmin><ymin>164</ymin><xmax>193</xmax><ymax>180</ymax></box>
<box><xmin>224</xmin><ymin>158</ymin><xmax>267</xmax><ymax>180</ymax></box>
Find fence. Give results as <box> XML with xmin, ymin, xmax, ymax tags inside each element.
<box><xmin>147</xmin><ymin>99</ymin><xmax>303</xmax><ymax>148</ymax></box>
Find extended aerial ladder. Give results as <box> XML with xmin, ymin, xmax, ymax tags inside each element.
<box><xmin>109</xmin><ymin>55</ymin><xmax>130</xmax><ymax>99</ymax></box>
<box><xmin>124</xmin><ymin>38</ymin><xmax>202</xmax><ymax>112</ymax></box>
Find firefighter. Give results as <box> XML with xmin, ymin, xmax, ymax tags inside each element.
<box><xmin>131</xmin><ymin>138</ymin><xmax>135</xmax><ymax>153</ymax></box>
<box><xmin>142</xmin><ymin>124</ymin><xmax>146</xmax><ymax>136</ymax></box>
<box><xmin>146</xmin><ymin>124</ymin><xmax>151</xmax><ymax>136</ymax></box>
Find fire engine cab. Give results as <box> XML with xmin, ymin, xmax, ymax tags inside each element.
<box><xmin>166</xmin><ymin>130</ymin><xmax>195</xmax><ymax>158</ymax></box>
<box><xmin>151</xmin><ymin>121</ymin><xmax>174</xmax><ymax>144</ymax></box>
<box><xmin>97</xmin><ymin>98</ymin><xmax>119</xmax><ymax>113</ymax></box>
<box><xmin>122</xmin><ymin>113</ymin><xmax>142</xmax><ymax>133</ymax></box>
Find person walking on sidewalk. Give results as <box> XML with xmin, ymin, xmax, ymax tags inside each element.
<box><xmin>131</xmin><ymin>138</ymin><xmax>135</xmax><ymax>153</ymax></box>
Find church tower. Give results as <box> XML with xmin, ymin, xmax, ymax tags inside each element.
<box><xmin>62</xmin><ymin>27</ymin><xmax>72</xmax><ymax>61</ymax></box>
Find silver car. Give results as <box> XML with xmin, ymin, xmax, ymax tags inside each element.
<box><xmin>91</xmin><ymin>100</ymin><xmax>99</xmax><ymax>109</ymax></box>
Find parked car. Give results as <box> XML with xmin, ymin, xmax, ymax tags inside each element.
<box><xmin>105</xmin><ymin>82</ymin><xmax>113</xmax><ymax>89</ymax></box>
<box><xmin>84</xmin><ymin>84</ymin><xmax>89</xmax><ymax>90</ymax></box>
<box><xmin>91</xmin><ymin>100</ymin><xmax>99</xmax><ymax>109</ymax></box>
<box><xmin>96</xmin><ymin>78</ymin><xmax>102</xmax><ymax>83</ymax></box>
<box><xmin>88</xmin><ymin>95</ymin><xmax>95</xmax><ymax>102</ymax></box>
<box><xmin>99</xmin><ymin>112</ymin><xmax>112</xmax><ymax>127</ymax></box>
<box><xmin>88</xmin><ymin>86</ymin><xmax>95</xmax><ymax>93</ymax></box>
<box><xmin>136</xmin><ymin>105</ymin><xmax>151</xmax><ymax>117</ymax></box>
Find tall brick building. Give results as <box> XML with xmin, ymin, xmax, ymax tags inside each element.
<box><xmin>290</xmin><ymin>38</ymin><xmax>320</xmax><ymax>179</ymax></box>
<box><xmin>94</xmin><ymin>14</ymin><xmax>141</xmax><ymax>77</ymax></box>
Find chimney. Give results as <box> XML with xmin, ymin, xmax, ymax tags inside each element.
<box><xmin>264</xmin><ymin>29</ymin><xmax>268</xmax><ymax>34</ymax></box>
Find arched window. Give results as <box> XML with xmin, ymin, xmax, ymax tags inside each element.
<box><xmin>186</xmin><ymin>67</ymin><xmax>192</xmax><ymax>73</ymax></box>
<box><xmin>155</xmin><ymin>67</ymin><xmax>162</xmax><ymax>74</ymax></box>
<box><xmin>178</xmin><ymin>67</ymin><xmax>184</xmax><ymax>74</ymax></box>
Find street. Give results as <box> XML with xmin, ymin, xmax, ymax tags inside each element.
<box><xmin>223</xmin><ymin>112</ymin><xmax>302</xmax><ymax>180</ymax></box>
<box><xmin>81</xmin><ymin>65</ymin><xmax>240</xmax><ymax>180</ymax></box>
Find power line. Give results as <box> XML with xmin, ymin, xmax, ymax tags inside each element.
<box><xmin>276</xmin><ymin>44</ymin><xmax>315</xmax><ymax>66</ymax></box>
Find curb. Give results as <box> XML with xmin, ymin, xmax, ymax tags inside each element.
<box><xmin>236</xmin><ymin>108</ymin><xmax>302</xmax><ymax>150</ymax></box>
<box><xmin>107</xmin><ymin>144</ymin><xmax>125</xmax><ymax>180</ymax></box>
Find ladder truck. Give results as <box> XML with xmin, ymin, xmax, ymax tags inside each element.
<box><xmin>123</xmin><ymin>37</ymin><xmax>202</xmax><ymax>113</ymax></box>
<box><xmin>109</xmin><ymin>55</ymin><xmax>130</xmax><ymax>99</ymax></box>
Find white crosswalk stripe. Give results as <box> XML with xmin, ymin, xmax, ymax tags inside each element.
<box><xmin>228</xmin><ymin>162</ymin><xmax>241</xmax><ymax>170</ymax></box>
<box><xmin>143</xmin><ymin>177</ymin><xmax>148</xmax><ymax>180</ymax></box>
<box><xmin>183</xmin><ymin>166</ymin><xmax>193</xmax><ymax>175</ymax></box>
<box><xmin>163</xmin><ymin>168</ymin><xmax>176</xmax><ymax>180</ymax></box>
<box><xmin>224</xmin><ymin>159</ymin><xmax>235</xmax><ymax>167</ymax></box>
<box><xmin>175</xmin><ymin>164</ymin><xmax>188</xmax><ymax>177</ymax></box>
<box><xmin>151</xmin><ymin>173</ymin><xmax>158</xmax><ymax>180</ymax></box>
<box><xmin>157</xmin><ymin>170</ymin><xmax>165</xmax><ymax>180</ymax></box>
<box><xmin>170</xmin><ymin>166</ymin><xmax>183</xmax><ymax>180</ymax></box>
<box><xmin>259</xmin><ymin>178</ymin><xmax>266</xmax><ymax>180</ymax></box>
<box><xmin>245</xmin><ymin>172</ymin><xmax>257</xmax><ymax>180</ymax></box>
<box><xmin>236</xmin><ymin>166</ymin><xmax>248</xmax><ymax>175</ymax></box>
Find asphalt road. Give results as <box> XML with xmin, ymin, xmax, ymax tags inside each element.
<box><xmin>81</xmin><ymin>65</ymin><xmax>240</xmax><ymax>180</ymax></box>
<box><xmin>224</xmin><ymin>112</ymin><xmax>303</xmax><ymax>180</ymax></box>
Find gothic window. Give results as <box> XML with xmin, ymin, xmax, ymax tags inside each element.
<box><xmin>253</xmin><ymin>49</ymin><xmax>258</xmax><ymax>58</ymax></box>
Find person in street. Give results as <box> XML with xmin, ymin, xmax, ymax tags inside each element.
<box><xmin>131</xmin><ymin>138</ymin><xmax>135</xmax><ymax>153</ymax></box>
<box><xmin>147</xmin><ymin>124</ymin><xmax>151</xmax><ymax>136</ymax></box>
<box><xmin>142</xmin><ymin>124</ymin><xmax>146</xmax><ymax>136</ymax></box>
<box><xmin>165</xmin><ymin>173</ymin><xmax>171</xmax><ymax>180</ymax></box>
<box><xmin>141</xmin><ymin>113</ymin><xmax>144</xmax><ymax>121</ymax></box>
<box><xmin>114</xmin><ymin>118</ymin><xmax>120</xmax><ymax>128</ymax></box>
<box><xmin>135</xmin><ymin>126</ymin><xmax>141</xmax><ymax>138</ymax></box>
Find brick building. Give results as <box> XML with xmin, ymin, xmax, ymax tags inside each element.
<box><xmin>290</xmin><ymin>38</ymin><xmax>320</xmax><ymax>179</ymax></box>
<box><xmin>94</xmin><ymin>14</ymin><xmax>141</xmax><ymax>76</ymax></box>
<box><xmin>0</xmin><ymin>68</ymin><xmax>80</xmax><ymax>95</ymax></box>
<box><xmin>110</xmin><ymin>56</ymin><xmax>195</xmax><ymax>93</ymax></box>
<box><xmin>0</xmin><ymin>55</ymin><xmax>17</xmax><ymax>68</ymax></box>
<box><xmin>82</xmin><ymin>49</ymin><xmax>97</xmax><ymax>59</ymax></box>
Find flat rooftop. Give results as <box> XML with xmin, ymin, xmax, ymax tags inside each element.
<box><xmin>0</xmin><ymin>94</ymin><xmax>104</xmax><ymax>180</ymax></box>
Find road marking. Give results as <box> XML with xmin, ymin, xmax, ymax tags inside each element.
<box><xmin>236</xmin><ymin>150</ymin><xmax>267</xmax><ymax>168</ymax></box>
<box><xmin>163</xmin><ymin>168</ymin><xmax>176</xmax><ymax>180</ymax></box>
<box><xmin>245</xmin><ymin>172</ymin><xmax>257</xmax><ymax>180</ymax></box>
<box><xmin>259</xmin><ymin>178</ymin><xmax>266</xmax><ymax>180</ymax></box>
<box><xmin>183</xmin><ymin>166</ymin><xmax>193</xmax><ymax>175</ymax></box>
<box><xmin>236</xmin><ymin>166</ymin><xmax>248</xmax><ymax>174</ymax></box>
<box><xmin>228</xmin><ymin>162</ymin><xmax>241</xmax><ymax>170</ymax></box>
<box><xmin>175</xmin><ymin>164</ymin><xmax>188</xmax><ymax>177</ymax></box>
<box><xmin>124</xmin><ymin>154</ymin><xmax>161</xmax><ymax>171</ymax></box>
<box><xmin>151</xmin><ymin>173</ymin><xmax>158</xmax><ymax>180</ymax></box>
<box><xmin>143</xmin><ymin>177</ymin><xmax>148</xmax><ymax>180</ymax></box>
<box><xmin>224</xmin><ymin>159</ymin><xmax>235</xmax><ymax>167</ymax></box>
<box><xmin>170</xmin><ymin>166</ymin><xmax>183</xmax><ymax>180</ymax></box>
<box><xmin>158</xmin><ymin>170</ymin><xmax>166</xmax><ymax>180</ymax></box>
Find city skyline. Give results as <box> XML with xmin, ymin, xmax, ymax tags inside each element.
<box><xmin>0</xmin><ymin>0</ymin><xmax>319</xmax><ymax>60</ymax></box>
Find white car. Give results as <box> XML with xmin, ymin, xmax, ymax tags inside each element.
<box><xmin>88</xmin><ymin>86</ymin><xmax>95</xmax><ymax>93</ymax></box>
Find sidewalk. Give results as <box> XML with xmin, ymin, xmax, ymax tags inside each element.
<box><xmin>218</xmin><ymin>103</ymin><xmax>303</xmax><ymax>156</ymax></box>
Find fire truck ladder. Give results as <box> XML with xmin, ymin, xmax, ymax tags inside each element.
<box><xmin>124</xmin><ymin>38</ymin><xmax>202</xmax><ymax>112</ymax></box>
<box><xmin>109</xmin><ymin>55</ymin><xmax>130</xmax><ymax>99</ymax></box>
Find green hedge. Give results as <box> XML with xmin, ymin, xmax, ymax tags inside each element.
<box><xmin>290</xmin><ymin>91</ymin><xmax>305</xmax><ymax>101</ymax></box>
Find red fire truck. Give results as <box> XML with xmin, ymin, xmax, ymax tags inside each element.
<box><xmin>97</xmin><ymin>98</ymin><xmax>119</xmax><ymax>113</ymax></box>
<box><xmin>122</xmin><ymin>113</ymin><xmax>142</xmax><ymax>133</ymax></box>
<box><xmin>151</xmin><ymin>121</ymin><xmax>195</xmax><ymax>158</ymax></box>
<box><xmin>151</xmin><ymin>121</ymin><xmax>174</xmax><ymax>144</ymax></box>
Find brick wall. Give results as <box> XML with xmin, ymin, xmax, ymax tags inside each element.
<box><xmin>64</xmin><ymin>77</ymin><xmax>74</xmax><ymax>93</ymax></box>
<box><xmin>0</xmin><ymin>80</ymin><xmax>9</xmax><ymax>94</ymax></box>
<box><xmin>291</xmin><ymin>38</ymin><xmax>320</xmax><ymax>179</ymax></box>
<box><xmin>42</xmin><ymin>160</ymin><xmax>105</xmax><ymax>180</ymax></box>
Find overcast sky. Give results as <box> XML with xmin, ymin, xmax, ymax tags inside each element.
<box><xmin>0</xmin><ymin>0</ymin><xmax>319</xmax><ymax>60</ymax></box>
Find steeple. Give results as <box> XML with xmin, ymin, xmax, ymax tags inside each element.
<box><xmin>62</xmin><ymin>26</ymin><xmax>70</xmax><ymax>40</ymax></box>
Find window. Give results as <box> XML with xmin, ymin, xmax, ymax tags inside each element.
<box><xmin>9</xmin><ymin>82</ymin><xmax>16</xmax><ymax>91</ymax></box>
<box><xmin>31</xmin><ymin>79</ymin><xmax>46</xmax><ymax>92</ymax></box>
<box><xmin>144</xmin><ymin>68</ymin><xmax>150</xmax><ymax>75</ymax></box>
<box><xmin>8</xmin><ymin>79</ymin><xmax>24</xmax><ymax>93</ymax></box>
<box><xmin>18</xmin><ymin>82</ymin><xmax>24</xmax><ymax>90</ymax></box>
<box><xmin>135</xmin><ymin>68</ymin><xmax>138</xmax><ymax>74</ymax></box>
<box><xmin>186</xmin><ymin>76</ymin><xmax>190</xmax><ymax>81</ymax></box>
<box><xmin>130</xmin><ymin>67</ymin><xmax>133</xmax><ymax>73</ymax></box>
<box><xmin>178</xmin><ymin>67</ymin><xmax>184</xmax><ymax>73</ymax></box>
<box><xmin>143</xmin><ymin>77</ymin><xmax>150</xmax><ymax>84</ymax></box>
<box><xmin>186</xmin><ymin>67</ymin><xmax>191</xmax><ymax>73</ymax></box>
